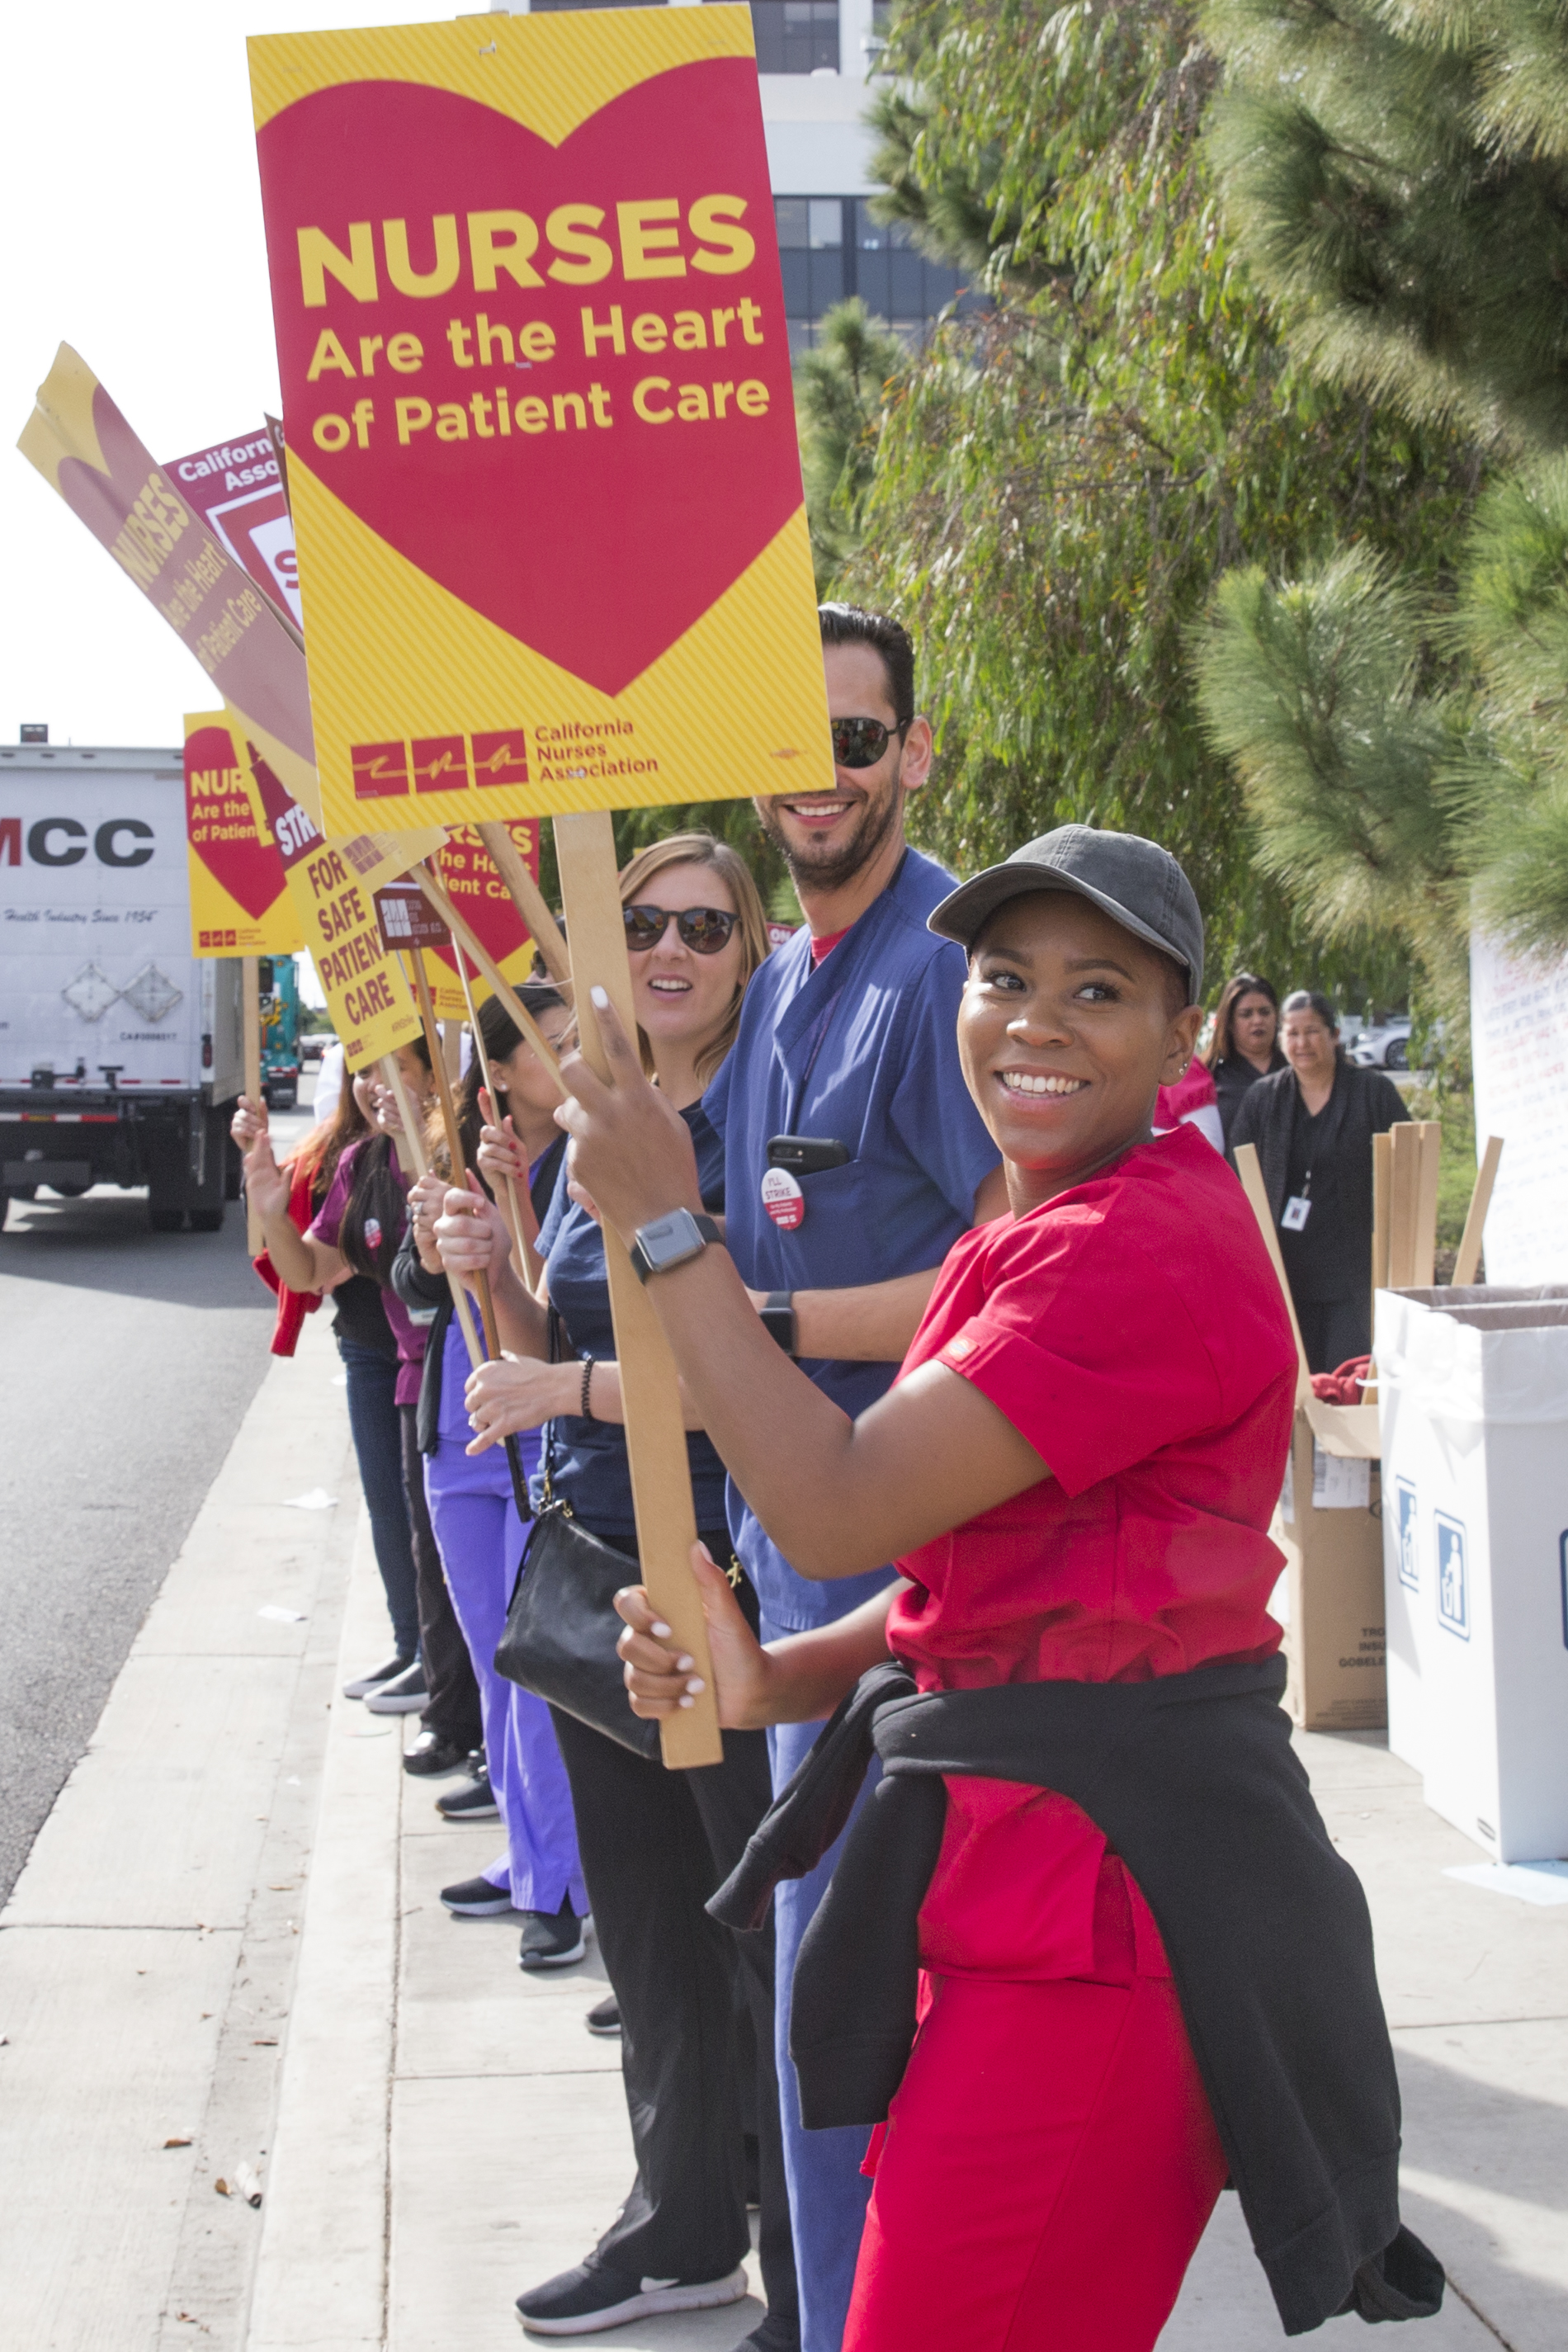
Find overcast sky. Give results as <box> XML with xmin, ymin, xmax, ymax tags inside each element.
<box><xmin>0</xmin><ymin>1</ymin><xmax>447</xmax><ymax>756</ymax></box>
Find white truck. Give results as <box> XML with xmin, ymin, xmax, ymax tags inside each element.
<box><xmin>0</xmin><ymin>739</ymin><xmax>243</xmax><ymax>1230</ymax></box>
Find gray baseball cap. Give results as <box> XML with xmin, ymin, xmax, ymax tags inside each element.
<box><xmin>928</xmin><ymin>824</ymin><xmax>1204</xmax><ymax>1004</ymax></box>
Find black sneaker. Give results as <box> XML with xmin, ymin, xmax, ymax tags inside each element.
<box><xmin>518</xmin><ymin>1896</ymin><xmax>587</xmax><ymax>1972</ymax></box>
<box><xmin>342</xmin><ymin>1654</ymin><xmax>413</xmax><ymax>1702</ymax></box>
<box><xmin>516</xmin><ymin>2259</ymin><xmax>748</xmax><ymax>2336</ymax></box>
<box><xmin>402</xmin><ymin>1730</ymin><xmax>470</xmax><ymax>1777</ymax></box>
<box><xmin>735</xmin><ymin>2317</ymin><xmax>801</xmax><ymax>2352</ymax></box>
<box><xmin>363</xmin><ymin>1660</ymin><xmax>428</xmax><ymax>1715</ymax></box>
<box><xmin>584</xmin><ymin>1995</ymin><xmax>621</xmax><ymax>2038</ymax></box>
<box><xmin>436</xmin><ymin>1758</ymin><xmax>498</xmax><ymax>1820</ymax></box>
<box><xmin>442</xmin><ymin>1874</ymin><xmax>517</xmax><ymax>1917</ymax></box>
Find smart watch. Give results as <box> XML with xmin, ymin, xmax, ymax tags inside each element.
<box><xmin>628</xmin><ymin>1207</ymin><xmax>721</xmax><ymax>1284</ymax></box>
<box><xmin>760</xmin><ymin>1290</ymin><xmax>797</xmax><ymax>1355</ymax></box>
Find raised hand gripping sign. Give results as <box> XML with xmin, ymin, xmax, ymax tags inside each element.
<box><xmin>247</xmin><ymin>4</ymin><xmax>834</xmax><ymax>837</ymax></box>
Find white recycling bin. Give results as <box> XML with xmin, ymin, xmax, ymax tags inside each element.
<box><xmin>1375</xmin><ymin>1284</ymin><xmax>1568</xmax><ymax>1862</ymax></box>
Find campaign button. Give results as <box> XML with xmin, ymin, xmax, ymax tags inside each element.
<box><xmin>761</xmin><ymin>1166</ymin><xmax>805</xmax><ymax>1230</ymax></box>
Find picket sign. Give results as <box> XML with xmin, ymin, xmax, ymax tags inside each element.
<box><xmin>242</xmin><ymin>957</ymin><xmax>264</xmax><ymax>1255</ymax></box>
<box><xmin>379</xmin><ymin>1043</ymin><xmax>483</xmax><ymax>1377</ymax></box>
<box><xmin>451</xmin><ymin>931</ymin><xmax>541</xmax><ymax>1293</ymax></box>
<box><xmin>553</xmin><ymin>810</ymin><xmax>723</xmax><ymax>1769</ymax></box>
<box><xmin>412</xmin><ymin>866</ymin><xmax>565</xmax><ymax>1089</ymax></box>
<box><xmin>1453</xmin><ymin>1135</ymin><xmax>1504</xmax><ymax>1287</ymax></box>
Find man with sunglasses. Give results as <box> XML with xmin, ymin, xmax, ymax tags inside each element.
<box><xmin>703</xmin><ymin>604</ymin><xmax>1005</xmax><ymax>2352</ymax></box>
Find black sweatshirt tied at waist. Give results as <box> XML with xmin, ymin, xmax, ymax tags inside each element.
<box><xmin>710</xmin><ymin>1656</ymin><xmax>1443</xmax><ymax>2339</ymax></box>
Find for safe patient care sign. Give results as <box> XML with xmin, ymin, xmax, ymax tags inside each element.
<box><xmin>248</xmin><ymin>5</ymin><xmax>834</xmax><ymax>837</ymax></box>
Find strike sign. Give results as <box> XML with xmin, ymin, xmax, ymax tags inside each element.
<box><xmin>248</xmin><ymin>6</ymin><xmax>834</xmax><ymax>836</ymax></box>
<box><xmin>183</xmin><ymin>711</ymin><xmax>303</xmax><ymax>956</ymax></box>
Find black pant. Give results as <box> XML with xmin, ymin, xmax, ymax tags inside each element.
<box><xmin>547</xmin><ymin>1547</ymin><xmax>796</xmax><ymax>2334</ymax></box>
<box><xmin>398</xmin><ymin>1402</ymin><xmax>482</xmax><ymax>1752</ymax></box>
<box><xmin>1295</xmin><ymin>1295</ymin><xmax>1372</xmax><ymax>1376</ymax></box>
<box><xmin>338</xmin><ymin>1339</ymin><xmax>420</xmax><ymax>1658</ymax></box>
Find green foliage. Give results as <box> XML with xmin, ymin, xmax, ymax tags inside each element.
<box><xmin>796</xmin><ymin>300</ymin><xmax>909</xmax><ymax>588</ymax></box>
<box><xmin>831</xmin><ymin>0</ymin><xmax>1479</xmax><ymax>997</ymax></box>
<box><xmin>1201</xmin><ymin>0</ymin><xmax>1568</xmax><ymax>445</ymax></box>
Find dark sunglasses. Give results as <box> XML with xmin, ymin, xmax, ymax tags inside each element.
<box><xmin>831</xmin><ymin>715</ymin><xmax>909</xmax><ymax>770</ymax></box>
<box><xmin>622</xmin><ymin>903</ymin><xmax>739</xmax><ymax>956</ymax></box>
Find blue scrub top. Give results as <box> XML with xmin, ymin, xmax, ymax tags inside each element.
<box><xmin>534</xmin><ymin>1101</ymin><xmax>730</xmax><ymax>1547</ymax></box>
<box><xmin>704</xmin><ymin>847</ymin><xmax>1000</xmax><ymax>1630</ymax></box>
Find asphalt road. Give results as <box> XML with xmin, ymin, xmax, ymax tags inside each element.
<box><xmin>0</xmin><ymin>1085</ymin><xmax>316</xmax><ymax>1908</ymax></box>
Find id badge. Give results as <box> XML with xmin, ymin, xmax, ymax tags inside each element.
<box><xmin>1282</xmin><ymin>1195</ymin><xmax>1312</xmax><ymax>1232</ymax></box>
<box><xmin>761</xmin><ymin>1165</ymin><xmax>805</xmax><ymax>1230</ymax></box>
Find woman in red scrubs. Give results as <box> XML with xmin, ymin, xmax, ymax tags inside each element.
<box><xmin>456</xmin><ymin>825</ymin><xmax>1438</xmax><ymax>2350</ymax></box>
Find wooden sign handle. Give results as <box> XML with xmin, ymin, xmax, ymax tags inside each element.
<box><xmin>380</xmin><ymin>1040</ymin><xmax>483</xmax><ymax>1375</ymax></box>
<box><xmin>1234</xmin><ymin>1143</ymin><xmax>1313</xmax><ymax>1406</ymax></box>
<box><xmin>553</xmin><ymin>809</ymin><xmax>723</xmax><ymax>1770</ymax></box>
<box><xmin>449</xmin><ymin>930</ymin><xmax>544</xmax><ymax>1296</ymax></box>
<box><xmin>412</xmin><ymin>865</ymin><xmax>566</xmax><ymax>1093</ymax></box>
<box><xmin>242</xmin><ymin>955</ymin><xmax>265</xmax><ymax>1256</ymax></box>
<box><xmin>476</xmin><ymin>819</ymin><xmax>572</xmax><ymax>988</ymax></box>
<box><xmin>1453</xmin><ymin>1135</ymin><xmax>1503</xmax><ymax>1288</ymax></box>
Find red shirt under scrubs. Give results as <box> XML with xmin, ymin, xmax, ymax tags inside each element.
<box><xmin>886</xmin><ymin>1122</ymin><xmax>1296</xmax><ymax>1983</ymax></box>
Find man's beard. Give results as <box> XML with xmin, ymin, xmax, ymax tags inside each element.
<box><xmin>757</xmin><ymin>776</ymin><xmax>903</xmax><ymax>895</ymax></box>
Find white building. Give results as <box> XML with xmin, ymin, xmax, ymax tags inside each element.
<box><xmin>522</xmin><ymin>1</ymin><xmax>970</xmax><ymax>352</ymax></box>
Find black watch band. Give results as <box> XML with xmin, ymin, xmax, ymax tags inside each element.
<box><xmin>629</xmin><ymin>1207</ymin><xmax>721</xmax><ymax>1283</ymax></box>
<box><xmin>759</xmin><ymin>1289</ymin><xmax>796</xmax><ymax>1356</ymax></box>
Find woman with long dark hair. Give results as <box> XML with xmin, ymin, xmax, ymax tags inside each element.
<box><xmin>1228</xmin><ymin>989</ymin><xmax>1409</xmax><ymax>1372</ymax></box>
<box><xmin>392</xmin><ymin>986</ymin><xmax>586</xmax><ymax>1963</ymax></box>
<box><xmin>1201</xmin><ymin>972</ymin><xmax>1285</xmax><ymax>1142</ymax></box>
<box><xmin>235</xmin><ymin>1074</ymin><xmax>420</xmax><ymax>1693</ymax></box>
<box><xmin>243</xmin><ymin>1040</ymin><xmax>484</xmax><ymax>1771</ymax></box>
<box><xmin>434</xmin><ymin>835</ymin><xmax>800</xmax><ymax>2348</ymax></box>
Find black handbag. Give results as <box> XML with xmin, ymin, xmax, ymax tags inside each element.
<box><xmin>493</xmin><ymin>1314</ymin><xmax>661</xmax><ymax>1761</ymax></box>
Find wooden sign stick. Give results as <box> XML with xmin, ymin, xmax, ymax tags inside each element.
<box><xmin>476</xmin><ymin>820</ymin><xmax>571</xmax><ymax>987</ymax></box>
<box><xmin>401</xmin><ymin>947</ymin><xmax>534</xmax><ymax>1528</ymax></box>
<box><xmin>450</xmin><ymin>929</ymin><xmax>543</xmax><ymax>1293</ymax></box>
<box><xmin>554</xmin><ymin>808</ymin><xmax>722</xmax><ymax>1770</ymax></box>
<box><xmin>411</xmin><ymin>866</ymin><xmax>565</xmax><ymax>1091</ymax></box>
<box><xmin>1234</xmin><ymin>1143</ymin><xmax>1314</xmax><ymax>1407</ymax></box>
<box><xmin>378</xmin><ymin>1046</ymin><xmax>483</xmax><ymax>1374</ymax></box>
<box><xmin>1453</xmin><ymin>1135</ymin><xmax>1503</xmax><ymax>1288</ymax></box>
<box><xmin>242</xmin><ymin>956</ymin><xmax>264</xmax><ymax>1255</ymax></box>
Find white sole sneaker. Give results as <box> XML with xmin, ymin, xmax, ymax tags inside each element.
<box><xmin>517</xmin><ymin>2265</ymin><xmax>749</xmax><ymax>2336</ymax></box>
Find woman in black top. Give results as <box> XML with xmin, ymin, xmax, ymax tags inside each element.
<box><xmin>1228</xmin><ymin>989</ymin><xmax>1408</xmax><ymax>1372</ymax></box>
<box><xmin>1202</xmin><ymin>972</ymin><xmax>1287</xmax><ymax>1142</ymax></box>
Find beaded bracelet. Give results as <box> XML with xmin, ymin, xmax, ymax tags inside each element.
<box><xmin>579</xmin><ymin>1355</ymin><xmax>595</xmax><ymax>1424</ymax></box>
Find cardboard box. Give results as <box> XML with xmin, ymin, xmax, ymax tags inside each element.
<box><xmin>1376</xmin><ymin>1284</ymin><xmax>1568</xmax><ymax>1861</ymax></box>
<box><xmin>1273</xmin><ymin>1409</ymin><xmax>1386</xmax><ymax>1732</ymax></box>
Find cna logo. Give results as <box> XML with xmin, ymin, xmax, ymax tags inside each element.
<box><xmin>352</xmin><ymin>730</ymin><xmax>529</xmax><ymax>799</ymax></box>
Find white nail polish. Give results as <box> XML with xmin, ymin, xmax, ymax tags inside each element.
<box><xmin>678</xmin><ymin>1694</ymin><xmax>695</xmax><ymax>1708</ymax></box>
<box><xmin>590</xmin><ymin>985</ymin><xmax>610</xmax><ymax>1008</ymax></box>
<box><xmin>650</xmin><ymin>1622</ymin><xmax>671</xmax><ymax>1638</ymax></box>
<box><xmin>685</xmin><ymin>1677</ymin><xmax>705</xmax><ymax>1695</ymax></box>
<box><xmin>675</xmin><ymin>1655</ymin><xmax>694</xmax><ymax>1672</ymax></box>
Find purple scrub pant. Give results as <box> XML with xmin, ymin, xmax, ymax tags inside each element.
<box><xmin>424</xmin><ymin>1435</ymin><xmax>584</xmax><ymax>1915</ymax></box>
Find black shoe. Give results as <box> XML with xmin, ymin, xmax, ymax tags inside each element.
<box><xmin>584</xmin><ymin>1995</ymin><xmax>621</xmax><ymax>2038</ymax></box>
<box><xmin>518</xmin><ymin>1896</ymin><xmax>587</xmax><ymax>1972</ymax></box>
<box><xmin>364</xmin><ymin>1660</ymin><xmax>428</xmax><ymax>1715</ymax></box>
<box><xmin>735</xmin><ymin>2317</ymin><xmax>801</xmax><ymax>2352</ymax></box>
<box><xmin>402</xmin><ymin>1730</ymin><xmax>470</xmax><ymax>1777</ymax></box>
<box><xmin>516</xmin><ymin>2259</ymin><xmax>748</xmax><ymax>2336</ymax></box>
<box><xmin>436</xmin><ymin>1758</ymin><xmax>498</xmax><ymax>1819</ymax></box>
<box><xmin>342</xmin><ymin>1653</ymin><xmax>413</xmax><ymax>1701</ymax></box>
<box><xmin>442</xmin><ymin>1873</ymin><xmax>516</xmax><ymax>1916</ymax></box>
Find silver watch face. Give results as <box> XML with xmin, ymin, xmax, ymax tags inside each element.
<box><xmin>637</xmin><ymin>1209</ymin><xmax>703</xmax><ymax>1272</ymax></box>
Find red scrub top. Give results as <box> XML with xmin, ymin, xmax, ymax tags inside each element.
<box><xmin>887</xmin><ymin>1122</ymin><xmax>1296</xmax><ymax>1983</ymax></box>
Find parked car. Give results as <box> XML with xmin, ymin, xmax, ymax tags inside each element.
<box><xmin>1349</xmin><ymin>1016</ymin><xmax>1413</xmax><ymax>1071</ymax></box>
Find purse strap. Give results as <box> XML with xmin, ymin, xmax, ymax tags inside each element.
<box><xmin>541</xmin><ymin>1302</ymin><xmax>568</xmax><ymax>1510</ymax></box>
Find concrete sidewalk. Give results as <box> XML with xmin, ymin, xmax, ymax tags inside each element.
<box><xmin>2</xmin><ymin>1323</ymin><xmax>1565</xmax><ymax>2348</ymax></box>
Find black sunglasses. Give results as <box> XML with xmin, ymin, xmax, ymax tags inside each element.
<box><xmin>622</xmin><ymin>903</ymin><xmax>739</xmax><ymax>956</ymax></box>
<box><xmin>831</xmin><ymin>715</ymin><xmax>910</xmax><ymax>770</ymax></box>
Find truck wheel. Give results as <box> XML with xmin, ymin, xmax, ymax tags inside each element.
<box><xmin>149</xmin><ymin>1207</ymin><xmax>187</xmax><ymax>1233</ymax></box>
<box><xmin>189</xmin><ymin>1206</ymin><xmax>224</xmax><ymax>1233</ymax></box>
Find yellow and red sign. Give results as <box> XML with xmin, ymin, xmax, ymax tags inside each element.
<box><xmin>17</xmin><ymin>347</ymin><xmax>322</xmax><ymax>824</ymax></box>
<box><xmin>421</xmin><ymin>821</ymin><xmax>542</xmax><ymax>1018</ymax></box>
<box><xmin>246</xmin><ymin>748</ymin><xmax>446</xmax><ymax>1070</ymax></box>
<box><xmin>248</xmin><ymin>7</ymin><xmax>833</xmax><ymax>835</ymax></box>
<box><xmin>183</xmin><ymin>711</ymin><xmax>303</xmax><ymax>956</ymax></box>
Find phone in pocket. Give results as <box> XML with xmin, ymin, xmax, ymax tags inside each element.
<box><xmin>766</xmin><ymin>1134</ymin><xmax>851</xmax><ymax>1175</ymax></box>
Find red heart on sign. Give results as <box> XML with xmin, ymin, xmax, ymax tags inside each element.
<box><xmin>258</xmin><ymin>63</ymin><xmax>801</xmax><ymax>697</ymax></box>
<box><xmin>184</xmin><ymin>725</ymin><xmax>290</xmax><ymax>919</ymax></box>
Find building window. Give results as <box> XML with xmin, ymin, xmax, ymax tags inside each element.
<box><xmin>777</xmin><ymin>196</ymin><xmax>973</xmax><ymax>356</ymax></box>
<box><xmin>718</xmin><ymin>1</ymin><xmax>841</xmax><ymax>75</ymax></box>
